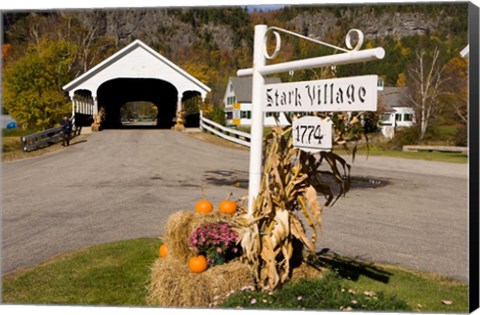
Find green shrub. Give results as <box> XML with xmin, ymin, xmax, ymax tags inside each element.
<box><xmin>386</xmin><ymin>126</ymin><xmax>420</xmax><ymax>150</ymax></box>
<box><xmin>454</xmin><ymin>124</ymin><xmax>467</xmax><ymax>146</ymax></box>
<box><xmin>363</xmin><ymin>112</ymin><xmax>380</xmax><ymax>133</ymax></box>
<box><xmin>422</xmin><ymin>123</ymin><xmax>457</xmax><ymax>143</ymax></box>
<box><xmin>207</xmin><ymin>107</ymin><xmax>226</xmax><ymax>126</ymax></box>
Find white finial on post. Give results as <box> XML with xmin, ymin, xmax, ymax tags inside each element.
<box><xmin>247</xmin><ymin>25</ymin><xmax>268</xmax><ymax>214</ymax></box>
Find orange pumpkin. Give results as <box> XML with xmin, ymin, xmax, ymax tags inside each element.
<box><xmin>159</xmin><ymin>244</ymin><xmax>168</xmax><ymax>257</ymax></box>
<box><xmin>219</xmin><ymin>200</ymin><xmax>237</xmax><ymax>215</ymax></box>
<box><xmin>195</xmin><ymin>199</ymin><xmax>213</xmax><ymax>214</ymax></box>
<box><xmin>189</xmin><ymin>255</ymin><xmax>208</xmax><ymax>273</ymax></box>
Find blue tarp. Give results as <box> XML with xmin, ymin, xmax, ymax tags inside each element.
<box><xmin>6</xmin><ymin>121</ymin><xmax>17</xmax><ymax>129</ymax></box>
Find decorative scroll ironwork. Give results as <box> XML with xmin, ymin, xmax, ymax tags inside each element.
<box><xmin>263</xmin><ymin>26</ymin><xmax>365</xmax><ymax>60</ymax></box>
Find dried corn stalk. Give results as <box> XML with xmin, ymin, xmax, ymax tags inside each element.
<box><xmin>233</xmin><ymin>112</ymin><xmax>362</xmax><ymax>291</ymax></box>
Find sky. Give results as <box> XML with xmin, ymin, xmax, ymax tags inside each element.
<box><xmin>245</xmin><ymin>4</ymin><xmax>286</xmax><ymax>12</ymax></box>
<box><xmin>2</xmin><ymin>0</ymin><xmax>472</xmax><ymax>10</ymax></box>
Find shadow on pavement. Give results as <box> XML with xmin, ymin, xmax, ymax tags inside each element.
<box><xmin>204</xmin><ymin>170</ymin><xmax>249</xmax><ymax>189</ymax></box>
<box><xmin>69</xmin><ymin>140</ymin><xmax>88</xmax><ymax>146</ymax></box>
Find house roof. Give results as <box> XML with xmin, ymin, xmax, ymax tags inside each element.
<box><xmin>62</xmin><ymin>39</ymin><xmax>210</xmax><ymax>95</ymax></box>
<box><xmin>378</xmin><ymin>87</ymin><xmax>410</xmax><ymax>111</ymax></box>
<box><xmin>230</xmin><ymin>76</ymin><xmax>281</xmax><ymax>103</ymax></box>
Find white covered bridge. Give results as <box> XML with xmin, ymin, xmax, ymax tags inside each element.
<box><xmin>63</xmin><ymin>39</ymin><xmax>210</xmax><ymax>129</ymax></box>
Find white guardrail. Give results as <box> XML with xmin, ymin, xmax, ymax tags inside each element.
<box><xmin>199</xmin><ymin>113</ymin><xmax>251</xmax><ymax>147</ymax></box>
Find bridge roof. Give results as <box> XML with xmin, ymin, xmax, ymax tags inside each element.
<box><xmin>62</xmin><ymin>39</ymin><xmax>211</xmax><ymax>98</ymax></box>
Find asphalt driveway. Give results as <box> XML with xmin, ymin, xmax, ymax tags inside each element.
<box><xmin>1</xmin><ymin>129</ymin><xmax>469</xmax><ymax>282</ymax></box>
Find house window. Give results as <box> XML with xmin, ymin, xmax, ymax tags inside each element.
<box><xmin>403</xmin><ymin>114</ymin><xmax>413</xmax><ymax>121</ymax></box>
<box><xmin>381</xmin><ymin>114</ymin><xmax>391</xmax><ymax>122</ymax></box>
<box><xmin>227</xmin><ymin>96</ymin><xmax>236</xmax><ymax>105</ymax></box>
<box><xmin>230</xmin><ymin>84</ymin><xmax>233</xmax><ymax>92</ymax></box>
<box><xmin>226</xmin><ymin>111</ymin><xmax>233</xmax><ymax>119</ymax></box>
<box><xmin>395</xmin><ymin>113</ymin><xmax>402</xmax><ymax>121</ymax></box>
<box><xmin>240</xmin><ymin>111</ymin><xmax>251</xmax><ymax>119</ymax></box>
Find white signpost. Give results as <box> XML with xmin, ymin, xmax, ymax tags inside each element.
<box><xmin>292</xmin><ymin>116</ymin><xmax>332</xmax><ymax>153</ymax></box>
<box><xmin>237</xmin><ymin>25</ymin><xmax>385</xmax><ymax>214</ymax></box>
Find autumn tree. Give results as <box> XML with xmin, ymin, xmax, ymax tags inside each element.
<box><xmin>441</xmin><ymin>56</ymin><xmax>468</xmax><ymax>123</ymax></box>
<box><xmin>406</xmin><ymin>47</ymin><xmax>447</xmax><ymax>141</ymax></box>
<box><xmin>4</xmin><ymin>12</ymin><xmax>116</xmax><ymax>77</ymax></box>
<box><xmin>3</xmin><ymin>39</ymin><xmax>77</xmax><ymax>129</ymax></box>
<box><xmin>2</xmin><ymin>43</ymin><xmax>12</xmax><ymax>60</ymax></box>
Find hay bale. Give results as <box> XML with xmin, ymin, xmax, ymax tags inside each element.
<box><xmin>148</xmin><ymin>256</ymin><xmax>254</xmax><ymax>307</ymax></box>
<box><xmin>291</xmin><ymin>262</ymin><xmax>324</xmax><ymax>282</ymax></box>
<box><xmin>163</xmin><ymin>210</ymin><xmax>235</xmax><ymax>264</ymax></box>
<box><xmin>149</xmin><ymin>210</ymin><xmax>253</xmax><ymax>306</ymax></box>
<box><xmin>148</xmin><ymin>209</ymin><xmax>322</xmax><ymax>307</ymax></box>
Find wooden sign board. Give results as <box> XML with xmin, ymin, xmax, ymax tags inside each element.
<box><xmin>263</xmin><ymin>75</ymin><xmax>378</xmax><ymax>112</ymax></box>
<box><xmin>292</xmin><ymin>116</ymin><xmax>332</xmax><ymax>152</ymax></box>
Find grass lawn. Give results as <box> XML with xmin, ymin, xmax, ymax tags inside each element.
<box><xmin>1</xmin><ymin>238</ymin><xmax>468</xmax><ymax>312</ymax></box>
<box><xmin>2</xmin><ymin>238</ymin><xmax>162</xmax><ymax>306</ymax></box>
<box><xmin>355</xmin><ymin>148</ymin><xmax>468</xmax><ymax>164</ymax></box>
<box><xmin>190</xmin><ymin>130</ymin><xmax>467</xmax><ymax>164</ymax></box>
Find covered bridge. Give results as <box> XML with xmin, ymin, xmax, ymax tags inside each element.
<box><xmin>62</xmin><ymin>39</ymin><xmax>210</xmax><ymax>129</ymax></box>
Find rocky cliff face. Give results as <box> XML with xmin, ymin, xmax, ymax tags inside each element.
<box><xmin>76</xmin><ymin>8</ymin><xmax>236</xmax><ymax>53</ymax></box>
<box><xmin>74</xmin><ymin>4</ymin><xmax>463</xmax><ymax>55</ymax></box>
<box><xmin>287</xmin><ymin>8</ymin><xmax>445</xmax><ymax>41</ymax></box>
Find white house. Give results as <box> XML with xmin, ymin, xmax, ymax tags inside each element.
<box><xmin>223</xmin><ymin>76</ymin><xmax>290</xmax><ymax>127</ymax></box>
<box><xmin>377</xmin><ymin>87</ymin><xmax>415</xmax><ymax>139</ymax></box>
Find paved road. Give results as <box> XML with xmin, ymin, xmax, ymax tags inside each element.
<box><xmin>1</xmin><ymin>130</ymin><xmax>469</xmax><ymax>282</ymax></box>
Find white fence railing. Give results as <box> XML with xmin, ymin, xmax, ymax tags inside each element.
<box><xmin>199</xmin><ymin>112</ymin><xmax>251</xmax><ymax>147</ymax></box>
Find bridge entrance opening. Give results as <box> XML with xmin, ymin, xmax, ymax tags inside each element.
<box><xmin>120</xmin><ymin>102</ymin><xmax>158</xmax><ymax>127</ymax></box>
<box><xmin>97</xmin><ymin>78</ymin><xmax>178</xmax><ymax>129</ymax></box>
